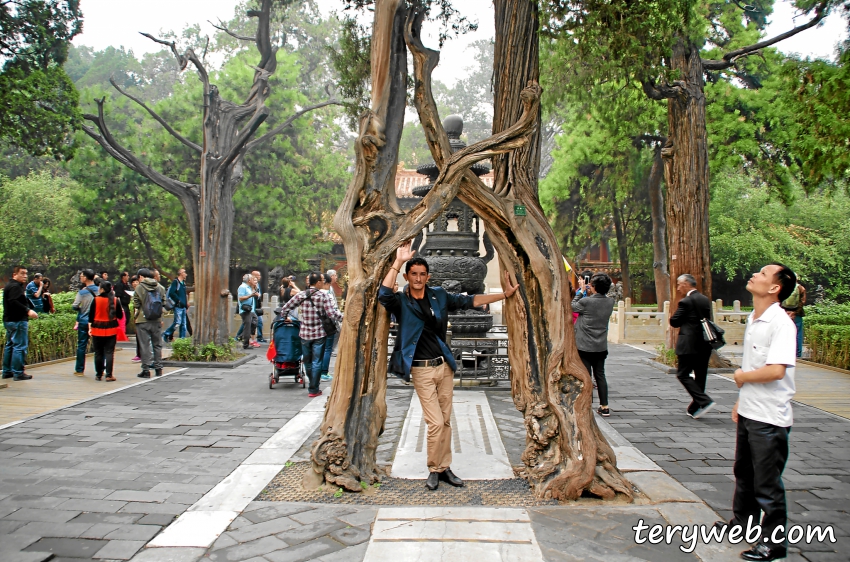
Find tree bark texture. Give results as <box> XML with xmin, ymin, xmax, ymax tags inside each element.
<box><xmin>659</xmin><ymin>39</ymin><xmax>712</xmax><ymax>312</ymax></box>
<box><xmin>80</xmin><ymin>0</ymin><xmax>337</xmax><ymax>345</ymax></box>
<box><xmin>476</xmin><ymin>0</ymin><xmax>631</xmax><ymax>501</ymax></box>
<box><xmin>308</xmin><ymin>1</ymin><xmax>631</xmax><ymax>502</ymax></box>
<box><xmin>647</xmin><ymin>146</ymin><xmax>670</xmax><ymax>307</ymax></box>
<box><xmin>610</xmin><ymin>189</ymin><xmax>631</xmax><ymax>300</ymax></box>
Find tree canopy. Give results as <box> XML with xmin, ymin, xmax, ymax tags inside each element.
<box><xmin>0</xmin><ymin>0</ymin><xmax>83</xmax><ymax>160</ymax></box>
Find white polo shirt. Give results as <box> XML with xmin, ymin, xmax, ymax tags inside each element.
<box><xmin>737</xmin><ymin>302</ymin><xmax>797</xmax><ymax>427</ymax></box>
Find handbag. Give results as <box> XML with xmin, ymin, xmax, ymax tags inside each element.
<box><xmin>701</xmin><ymin>318</ymin><xmax>726</xmax><ymax>350</ymax></box>
<box><xmin>306</xmin><ymin>290</ymin><xmax>338</xmax><ymax>337</ymax></box>
<box><xmin>240</xmin><ymin>301</ymin><xmax>253</xmax><ymax>313</ymax></box>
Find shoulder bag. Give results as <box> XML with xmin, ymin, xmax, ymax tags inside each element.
<box><xmin>306</xmin><ymin>289</ymin><xmax>338</xmax><ymax>337</ymax></box>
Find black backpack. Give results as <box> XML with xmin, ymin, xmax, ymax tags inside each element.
<box><xmin>143</xmin><ymin>288</ymin><xmax>164</xmax><ymax>320</ymax></box>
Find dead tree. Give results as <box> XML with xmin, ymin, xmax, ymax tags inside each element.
<box><xmin>80</xmin><ymin>0</ymin><xmax>338</xmax><ymax>345</ymax></box>
<box><xmin>306</xmin><ymin>0</ymin><xmax>632</xmax><ymax>502</ymax></box>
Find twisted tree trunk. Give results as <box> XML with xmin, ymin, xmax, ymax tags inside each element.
<box><xmin>648</xmin><ymin>145</ymin><xmax>670</xmax><ymax>308</ymax></box>
<box><xmin>308</xmin><ymin>0</ymin><xmax>632</xmax><ymax>502</ymax></box>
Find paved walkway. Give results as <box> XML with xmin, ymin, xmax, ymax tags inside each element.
<box><xmin>0</xmin><ymin>344</ymin><xmax>845</xmax><ymax>561</ymax></box>
<box><xmin>627</xmin><ymin>342</ymin><xmax>850</xmax><ymax>420</ymax></box>
<box><xmin>0</xmin><ymin>346</ymin><xmax>175</xmax><ymax>427</ymax></box>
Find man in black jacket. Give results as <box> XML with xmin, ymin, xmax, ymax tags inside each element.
<box><xmin>669</xmin><ymin>274</ymin><xmax>715</xmax><ymax>418</ymax></box>
<box><xmin>3</xmin><ymin>266</ymin><xmax>38</xmax><ymax>380</ymax></box>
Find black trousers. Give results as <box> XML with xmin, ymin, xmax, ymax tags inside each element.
<box><xmin>578</xmin><ymin>350</ymin><xmax>608</xmax><ymax>405</ymax></box>
<box><xmin>93</xmin><ymin>335</ymin><xmax>117</xmax><ymax>377</ymax></box>
<box><xmin>676</xmin><ymin>350</ymin><xmax>712</xmax><ymax>411</ymax></box>
<box><xmin>733</xmin><ymin>415</ymin><xmax>790</xmax><ymax>546</ymax></box>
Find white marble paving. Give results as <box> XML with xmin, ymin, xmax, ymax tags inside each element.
<box><xmin>147</xmin><ymin>511</ymin><xmax>238</xmax><ymax>548</ymax></box>
<box><xmin>613</xmin><ymin>446</ymin><xmax>663</xmax><ymax>472</ymax></box>
<box><xmin>364</xmin><ymin>507</ymin><xmax>543</xmax><ymax>562</ymax></box>
<box><xmin>392</xmin><ymin>392</ymin><xmax>514</xmax><ymax>479</ymax></box>
<box><xmin>141</xmin><ymin>394</ymin><xmax>328</xmax><ymax>550</ymax></box>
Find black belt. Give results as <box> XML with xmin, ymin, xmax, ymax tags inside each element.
<box><xmin>411</xmin><ymin>356</ymin><xmax>445</xmax><ymax>368</ymax></box>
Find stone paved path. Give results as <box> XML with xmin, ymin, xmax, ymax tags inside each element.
<box><xmin>1</xmin><ymin>344</ymin><xmax>846</xmax><ymax>561</ymax></box>
<box><xmin>606</xmin><ymin>345</ymin><xmax>848</xmax><ymax>561</ymax></box>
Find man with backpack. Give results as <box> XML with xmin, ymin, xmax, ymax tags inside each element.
<box><xmin>72</xmin><ymin>269</ymin><xmax>99</xmax><ymax>377</ymax></box>
<box><xmin>133</xmin><ymin>268</ymin><xmax>167</xmax><ymax>379</ymax></box>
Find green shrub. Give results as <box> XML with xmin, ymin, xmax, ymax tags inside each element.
<box><xmin>805</xmin><ymin>300</ymin><xmax>850</xmax><ymax>317</ymax></box>
<box><xmin>805</xmin><ymin>314</ymin><xmax>850</xmax><ymax>327</ymax></box>
<box><xmin>0</xmin><ymin>313</ymin><xmax>87</xmax><ymax>363</ymax></box>
<box><xmin>50</xmin><ymin>291</ymin><xmax>77</xmax><ymax>314</ymax></box>
<box><xmin>654</xmin><ymin>344</ymin><xmax>677</xmax><ymax>367</ymax></box>
<box><xmin>805</xmin><ymin>324</ymin><xmax>850</xmax><ymax>371</ymax></box>
<box><xmin>169</xmin><ymin>337</ymin><xmax>239</xmax><ymax>363</ymax></box>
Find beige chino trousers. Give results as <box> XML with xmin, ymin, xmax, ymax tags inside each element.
<box><xmin>411</xmin><ymin>362</ymin><xmax>454</xmax><ymax>473</ymax></box>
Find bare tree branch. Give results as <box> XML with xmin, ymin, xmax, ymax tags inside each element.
<box><xmin>210</xmin><ymin>19</ymin><xmax>254</xmax><ymax>41</ymax></box>
<box><xmin>245</xmin><ymin>99</ymin><xmax>342</xmax><ymax>153</ymax></box>
<box><xmin>702</xmin><ymin>1</ymin><xmax>830</xmax><ymax>70</ymax></box>
<box><xmin>81</xmin><ymin>98</ymin><xmax>199</xmax><ymax>201</ymax></box>
<box><xmin>140</xmin><ymin>32</ymin><xmax>210</xmax><ymax>94</ymax></box>
<box><xmin>109</xmin><ymin>77</ymin><xmax>201</xmax><ymax>153</ymax></box>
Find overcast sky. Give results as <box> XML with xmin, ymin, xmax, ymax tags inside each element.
<box><xmin>74</xmin><ymin>0</ymin><xmax>846</xmax><ymax>87</ymax></box>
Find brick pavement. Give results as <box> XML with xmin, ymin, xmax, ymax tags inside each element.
<box><xmin>0</xmin><ymin>354</ymin><xmax>325</xmax><ymax>562</ymax></box>
<box><xmin>2</xmin><ymin>343</ymin><xmax>846</xmax><ymax>561</ymax></box>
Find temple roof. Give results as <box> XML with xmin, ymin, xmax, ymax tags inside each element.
<box><xmin>395</xmin><ymin>164</ymin><xmax>494</xmax><ymax>198</ymax></box>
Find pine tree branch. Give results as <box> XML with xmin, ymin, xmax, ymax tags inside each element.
<box><xmin>109</xmin><ymin>77</ymin><xmax>202</xmax><ymax>153</ymax></box>
<box><xmin>702</xmin><ymin>1</ymin><xmax>830</xmax><ymax>70</ymax></box>
<box><xmin>139</xmin><ymin>32</ymin><xmax>210</xmax><ymax>95</ymax></box>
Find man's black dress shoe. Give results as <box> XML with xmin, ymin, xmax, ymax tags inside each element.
<box><xmin>439</xmin><ymin>468</ymin><xmax>464</xmax><ymax>487</ymax></box>
<box><xmin>426</xmin><ymin>471</ymin><xmax>439</xmax><ymax>490</ymax></box>
<box><xmin>740</xmin><ymin>543</ymin><xmax>787</xmax><ymax>561</ymax></box>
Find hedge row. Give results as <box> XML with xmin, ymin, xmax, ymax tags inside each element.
<box><xmin>804</xmin><ymin>314</ymin><xmax>850</xmax><ymax>327</ymax></box>
<box><xmin>805</xmin><ymin>324</ymin><xmax>850</xmax><ymax>371</ymax></box>
<box><xmin>0</xmin><ymin>313</ymin><xmax>87</xmax><ymax>364</ymax></box>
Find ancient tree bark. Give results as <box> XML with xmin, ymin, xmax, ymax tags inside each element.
<box><xmin>307</xmin><ymin>2</ymin><xmax>543</xmax><ymax>491</ymax></box>
<box><xmin>647</xmin><ymin>146</ymin><xmax>670</xmax><ymax>308</ymax></box>
<box><xmin>80</xmin><ymin>0</ymin><xmax>338</xmax><ymax>345</ymax></box>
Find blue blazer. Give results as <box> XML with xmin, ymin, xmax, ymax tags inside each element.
<box><xmin>378</xmin><ymin>284</ymin><xmax>475</xmax><ymax>378</ymax></box>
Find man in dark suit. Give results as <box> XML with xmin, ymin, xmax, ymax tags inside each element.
<box><xmin>669</xmin><ymin>274</ymin><xmax>715</xmax><ymax>418</ymax></box>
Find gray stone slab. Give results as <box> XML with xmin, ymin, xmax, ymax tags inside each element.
<box><xmin>92</xmin><ymin>539</ymin><xmax>147</xmax><ymax>560</ymax></box>
<box><xmin>315</xmin><ymin>542</ymin><xmax>369</xmax><ymax>562</ymax></box>
<box><xmin>5</xmin><ymin>507</ymin><xmax>80</xmax><ymax>523</ymax></box>
<box><xmin>48</xmin><ymin>486</ymin><xmax>114</xmax><ymax>500</ymax></box>
<box><xmin>22</xmin><ymin>537</ymin><xmax>108</xmax><ymax>558</ymax></box>
<box><xmin>104</xmin><ymin>524</ymin><xmax>162</xmax><ymax>541</ymax></box>
<box><xmin>264</xmin><ymin>537</ymin><xmax>343</xmax><ymax>562</ymax></box>
<box><xmin>0</xmin><ymin>551</ymin><xmax>55</xmax><ymax>562</ymax></box>
<box><xmin>106</xmin><ymin>490</ymin><xmax>171</xmax><ymax>503</ymax></box>
<box><xmin>329</xmin><ymin>526</ymin><xmax>370</xmax><ymax>547</ymax></box>
<box><xmin>206</xmin><ymin>535</ymin><xmax>288</xmax><ymax>561</ymax></box>
<box><xmin>13</xmin><ymin>520</ymin><xmax>95</xmax><ymax>538</ymax></box>
<box><xmin>241</xmin><ymin>503</ymin><xmax>313</xmax><ymax>524</ymax></box>
<box><xmin>56</xmin><ymin>498</ymin><xmax>128</xmax><ymax>513</ymax></box>
<box><xmin>227</xmin><ymin>517</ymin><xmax>300</xmax><ymax>543</ymax></box>
<box><xmin>336</xmin><ymin>509</ymin><xmax>377</xmax><ymax>528</ymax></box>
<box><xmin>137</xmin><ymin>513</ymin><xmax>177</xmax><ymax>526</ymax></box>
<box><xmin>275</xmin><ymin>518</ymin><xmax>348</xmax><ymax>546</ymax></box>
<box><xmin>627</xmin><ymin>471</ymin><xmax>703</xmax><ymax>503</ymax></box>
<box><xmin>288</xmin><ymin>506</ymin><xmax>355</xmax><ymax>526</ymax></box>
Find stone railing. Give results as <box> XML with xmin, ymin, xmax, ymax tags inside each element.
<box><xmin>606</xmin><ymin>298</ymin><xmax>748</xmax><ymax>346</ymax></box>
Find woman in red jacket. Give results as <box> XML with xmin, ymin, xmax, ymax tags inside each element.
<box><xmin>88</xmin><ymin>281</ymin><xmax>124</xmax><ymax>381</ymax></box>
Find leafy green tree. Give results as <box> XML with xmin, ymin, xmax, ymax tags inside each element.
<box><xmin>541</xmin><ymin>0</ymin><xmax>837</xmax><ymax>302</ymax></box>
<box><xmin>0</xmin><ymin>0</ymin><xmax>83</xmax><ymax>159</ymax></box>
<box><xmin>0</xmin><ymin>171</ymin><xmax>82</xmax><ymax>267</ymax></box>
<box><xmin>710</xmin><ymin>169</ymin><xmax>850</xmax><ymax>297</ymax></box>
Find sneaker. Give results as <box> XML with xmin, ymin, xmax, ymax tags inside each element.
<box><xmin>2</xmin><ymin>373</ymin><xmax>13</xmax><ymax>379</ymax></box>
<box><xmin>105</xmin><ymin>376</ymin><xmax>116</xmax><ymax>382</ymax></box>
<box><xmin>250</xmin><ymin>342</ymin><xmax>261</xmax><ymax>348</ymax></box>
<box><xmin>137</xmin><ymin>371</ymin><xmax>151</xmax><ymax>379</ymax></box>
<box><xmin>308</xmin><ymin>391</ymin><xmax>323</xmax><ymax>398</ymax></box>
<box><xmin>13</xmin><ymin>374</ymin><xmax>33</xmax><ymax>381</ymax></box>
<box><xmin>131</xmin><ymin>356</ymin><xmax>142</xmax><ymax>363</ymax></box>
<box><xmin>692</xmin><ymin>401</ymin><xmax>716</xmax><ymax>419</ymax></box>
<box><xmin>257</xmin><ymin>338</ymin><xmax>268</xmax><ymax>343</ymax></box>
<box><xmin>74</xmin><ymin>372</ymin><xmax>85</xmax><ymax>377</ymax></box>
<box><xmin>95</xmin><ymin>375</ymin><xmax>102</xmax><ymax>381</ymax></box>
<box><xmin>597</xmin><ymin>406</ymin><xmax>610</xmax><ymax>417</ymax></box>
<box><xmin>321</xmin><ymin>374</ymin><xmax>332</xmax><ymax>382</ymax></box>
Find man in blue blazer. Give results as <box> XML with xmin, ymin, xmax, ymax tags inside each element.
<box><xmin>379</xmin><ymin>240</ymin><xmax>519</xmax><ymax>490</ymax></box>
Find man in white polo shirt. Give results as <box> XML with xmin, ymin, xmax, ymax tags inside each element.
<box><xmin>718</xmin><ymin>263</ymin><xmax>798</xmax><ymax>562</ymax></box>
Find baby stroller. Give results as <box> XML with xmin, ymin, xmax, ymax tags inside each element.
<box><xmin>267</xmin><ymin>312</ymin><xmax>305</xmax><ymax>389</ymax></box>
